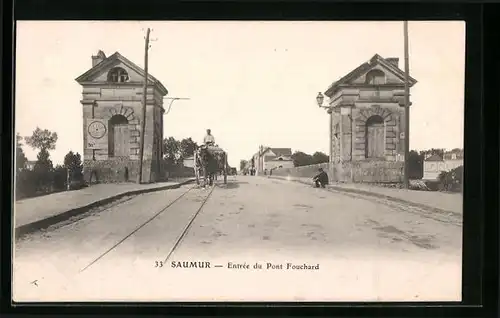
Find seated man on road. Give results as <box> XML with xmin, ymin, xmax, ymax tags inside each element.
<box><xmin>313</xmin><ymin>168</ymin><xmax>329</xmax><ymax>188</ymax></box>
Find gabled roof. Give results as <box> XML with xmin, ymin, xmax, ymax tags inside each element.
<box><xmin>270</xmin><ymin>148</ymin><xmax>292</xmax><ymax>156</ymax></box>
<box><xmin>324</xmin><ymin>54</ymin><xmax>418</xmax><ymax>97</ymax></box>
<box><xmin>260</xmin><ymin>147</ymin><xmax>292</xmax><ymax>156</ymax></box>
<box><xmin>75</xmin><ymin>51</ymin><xmax>168</xmax><ymax>95</ymax></box>
<box><xmin>425</xmin><ymin>154</ymin><xmax>444</xmax><ymax>162</ymax></box>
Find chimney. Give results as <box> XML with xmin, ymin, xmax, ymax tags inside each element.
<box><xmin>386</xmin><ymin>57</ymin><xmax>399</xmax><ymax>68</ymax></box>
<box><xmin>91</xmin><ymin>50</ymin><xmax>106</xmax><ymax>67</ymax></box>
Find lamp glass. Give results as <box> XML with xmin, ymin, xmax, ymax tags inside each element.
<box><xmin>316</xmin><ymin>92</ymin><xmax>324</xmax><ymax>106</ymax></box>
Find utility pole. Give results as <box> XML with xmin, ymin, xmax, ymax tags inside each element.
<box><xmin>137</xmin><ymin>28</ymin><xmax>150</xmax><ymax>184</ymax></box>
<box><xmin>403</xmin><ymin>21</ymin><xmax>410</xmax><ymax>189</ymax></box>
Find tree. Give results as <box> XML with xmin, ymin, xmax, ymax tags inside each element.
<box><xmin>52</xmin><ymin>164</ymin><xmax>68</xmax><ymax>191</ymax></box>
<box><xmin>32</xmin><ymin>148</ymin><xmax>54</xmax><ymax>193</ymax></box>
<box><xmin>179</xmin><ymin>138</ymin><xmax>198</xmax><ymax>160</ymax></box>
<box><xmin>64</xmin><ymin>151</ymin><xmax>84</xmax><ymax>182</ymax></box>
<box><xmin>408</xmin><ymin>150</ymin><xmax>424</xmax><ymax>179</ymax></box>
<box><xmin>419</xmin><ymin>148</ymin><xmax>445</xmax><ymax>159</ymax></box>
<box><xmin>24</xmin><ymin>128</ymin><xmax>57</xmax><ymax>194</ymax></box>
<box><xmin>16</xmin><ymin>133</ymin><xmax>28</xmax><ymax>172</ymax></box>
<box><xmin>34</xmin><ymin>148</ymin><xmax>53</xmax><ymax>171</ymax></box>
<box><xmin>311</xmin><ymin>151</ymin><xmax>329</xmax><ymax>164</ymax></box>
<box><xmin>240</xmin><ymin>160</ymin><xmax>248</xmax><ymax>171</ymax></box>
<box><xmin>291</xmin><ymin>151</ymin><xmax>314</xmax><ymax>167</ymax></box>
<box><xmin>25</xmin><ymin>127</ymin><xmax>58</xmax><ymax>152</ymax></box>
<box><xmin>162</xmin><ymin>137</ymin><xmax>181</xmax><ymax>165</ymax></box>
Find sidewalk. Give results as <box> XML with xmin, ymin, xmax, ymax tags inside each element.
<box><xmin>15</xmin><ymin>178</ymin><xmax>194</xmax><ymax>237</ymax></box>
<box><xmin>268</xmin><ymin>175</ymin><xmax>462</xmax><ymax>215</ymax></box>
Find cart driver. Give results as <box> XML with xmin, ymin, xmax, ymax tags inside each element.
<box><xmin>204</xmin><ymin>129</ymin><xmax>215</xmax><ymax>146</ymax></box>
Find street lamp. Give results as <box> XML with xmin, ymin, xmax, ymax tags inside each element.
<box><xmin>316</xmin><ymin>92</ymin><xmax>325</xmax><ymax>107</ymax></box>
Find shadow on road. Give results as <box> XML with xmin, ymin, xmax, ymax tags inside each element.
<box><xmin>214</xmin><ymin>180</ymin><xmax>248</xmax><ymax>190</ymax></box>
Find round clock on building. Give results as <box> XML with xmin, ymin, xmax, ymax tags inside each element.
<box><xmin>88</xmin><ymin>121</ymin><xmax>107</xmax><ymax>139</ymax></box>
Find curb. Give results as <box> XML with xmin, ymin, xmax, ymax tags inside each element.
<box><xmin>267</xmin><ymin>176</ymin><xmax>460</xmax><ymax>217</ymax></box>
<box><xmin>15</xmin><ymin>179</ymin><xmax>195</xmax><ymax>239</ymax></box>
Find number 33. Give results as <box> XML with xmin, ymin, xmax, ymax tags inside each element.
<box><xmin>155</xmin><ymin>261</ymin><xmax>164</xmax><ymax>267</ymax></box>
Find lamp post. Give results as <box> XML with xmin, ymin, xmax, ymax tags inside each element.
<box><xmin>164</xmin><ymin>97</ymin><xmax>190</xmax><ymax>115</ymax></box>
<box><xmin>66</xmin><ymin>167</ymin><xmax>70</xmax><ymax>191</ymax></box>
<box><xmin>316</xmin><ymin>92</ymin><xmax>331</xmax><ymax>162</ymax></box>
<box><xmin>317</xmin><ymin>92</ymin><xmax>353</xmax><ymax>167</ymax></box>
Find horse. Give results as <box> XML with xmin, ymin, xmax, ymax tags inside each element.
<box><xmin>196</xmin><ymin>145</ymin><xmax>225</xmax><ymax>187</ymax></box>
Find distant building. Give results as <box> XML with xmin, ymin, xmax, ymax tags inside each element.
<box><xmin>423</xmin><ymin>150</ymin><xmax>464</xmax><ymax>180</ymax></box>
<box><xmin>25</xmin><ymin>160</ymin><xmax>36</xmax><ymax>170</ymax></box>
<box><xmin>183</xmin><ymin>156</ymin><xmax>195</xmax><ymax>168</ymax></box>
<box><xmin>251</xmin><ymin>147</ymin><xmax>294</xmax><ymax>175</ymax></box>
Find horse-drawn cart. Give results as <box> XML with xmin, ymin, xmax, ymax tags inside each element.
<box><xmin>193</xmin><ymin>144</ymin><xmax>228</xmax><ymax>186</ymax></box>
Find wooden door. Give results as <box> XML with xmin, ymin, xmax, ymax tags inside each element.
<box><xmin>366</xmin><ymin>123</ymin><xmax>384</xmax><ymax>158</ymax></box>
<box><xmin>113</xmin><ymin>125</ymin><xmax>129</xmax><ymax>157</ymax></box>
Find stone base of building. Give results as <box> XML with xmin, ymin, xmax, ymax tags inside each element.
<box><xmin>271</xmin><ymin>160</ymin><xmax>404</xmax><ymax>183</ymax></box>
<box><xmin>329</xmin><ymin>160</ymin><xmax>404</xmax><ymax>183</ymax></box>
<box><xmin>83</xmin><ymin>158</ymin><xmax>165</xmax><ymax>184</ymax></box>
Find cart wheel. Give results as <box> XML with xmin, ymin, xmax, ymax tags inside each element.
<box><xmin>194</xmin><ymin>153</ymin><xmax>200</xmax><ymax>185</ymax></box>
<box><xmin>223</xmin><ymin>153</ymin><xmax>228</xmax><ymax>184</ymax></box>
<box><xmin>223</xmin><ymin>164</ymin><xmax>228</xmax><ymax>184</ymax></box>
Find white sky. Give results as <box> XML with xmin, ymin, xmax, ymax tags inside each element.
<box><xmin>15</xmin><ymin>21</ymin><xmax>465</xmax><ymax>168</ymax></box>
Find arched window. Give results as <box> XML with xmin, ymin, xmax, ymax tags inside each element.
<box><xmin>107</xmin><ymin>67</ymin><xmax>129</xmax><ymax>83</ymax></box>
<box><xmin>365</xmin><ymin>115</ymin><xmax>385</xmax><ymax>159</ymax></box>
<box><xmin>365</xmin><ymin>69</ymin><xmax>386</xmax><ymax>85</ymax></box>
<box><xmin>108</xmin><ymin>115</ymin><xmax>130</xmax><ymax>157</ymax></box>
<box><xmin>278</xmin><ymin>157</ymin><xmax>283</xmax><ymax>161</ymax></box>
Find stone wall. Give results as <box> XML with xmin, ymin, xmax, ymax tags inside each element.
<box><xmin>271</xmin><ymin>163</ymin><xmax>330</xmax><ymax>178</ymax></box>
<box><xmin>84</xmin><ymin>159</ymin><xmax>194</xmax><ymax>184</ymax></box>
<box><xmin>271</xmin><ymin>160</ymin><xmax>404</xmax><ymax>183</ymax></box>
<box><xmin>166</xmin><ymin>166</ymin><xmax>196</xmax><ymax>178</ymax></box>
<box><xmin>84</xmin><ymin>158</ymin><xmax>150</xmax><ymax>184</ymax></box>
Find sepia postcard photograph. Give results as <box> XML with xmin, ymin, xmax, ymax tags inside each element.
<box><xmin>13</xmin><ymin>20</ymin><xmax>465</xmax><ymax>302</ymax></box>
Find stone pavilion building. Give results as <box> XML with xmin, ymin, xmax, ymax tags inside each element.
<box><xmin>75</xmin><ymin>50</ymin><xmax>168</xmax><ymax>183</ymax></box>
<box><xmin>320</xmin><ymin>54</ymin><xmax>418</xmax><ymax>182</ymax></box>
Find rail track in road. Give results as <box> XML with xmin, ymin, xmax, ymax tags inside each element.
<box><xmin>78</xmin><ymin>183</ymin><xmax>216</xmax><ymax>273</ymax></box>
<box><xmin>327</xmin><ymin>189</ymin><xmax>463</xmax><ymax>227</ymax></box>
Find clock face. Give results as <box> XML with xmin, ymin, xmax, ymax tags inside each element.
<box><xmin>88</xmin><ymin>121</ymin><xmax>107</xmax><ymax>139</ymax></box>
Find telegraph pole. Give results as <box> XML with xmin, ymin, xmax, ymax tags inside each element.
<box><xmin>403</xmin><ymin>21</ymin><xmax>410</xmax><ymax>189</ymax></box>
<box><xmin>137</xmin><ymin>28</ymin><xmax>150</xmax><ymax>184</ymax></box>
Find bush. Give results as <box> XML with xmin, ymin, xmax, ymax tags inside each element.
<box><xmin>409</xmin><ymin>179</ymin><xmax>430</xmax><ymax>191</ymax></box>
<box><xmin>15</xmin><ymin>166</ymin><xmax>88</xmax><ymax>201</ymax></box>
<box><xmin>438</xmin><ymin>165</ymin><xmax>463</xmax><ymax>192</ymax></box>
<box><xmin>52</xmin><ymin>166</ymin><xmax>68</xmax><ymax>191</ymax></box>
<box><xmin>16</xmin><ymin>169</ymin><xmax>37</xmax><ymax>199</ymax></box>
